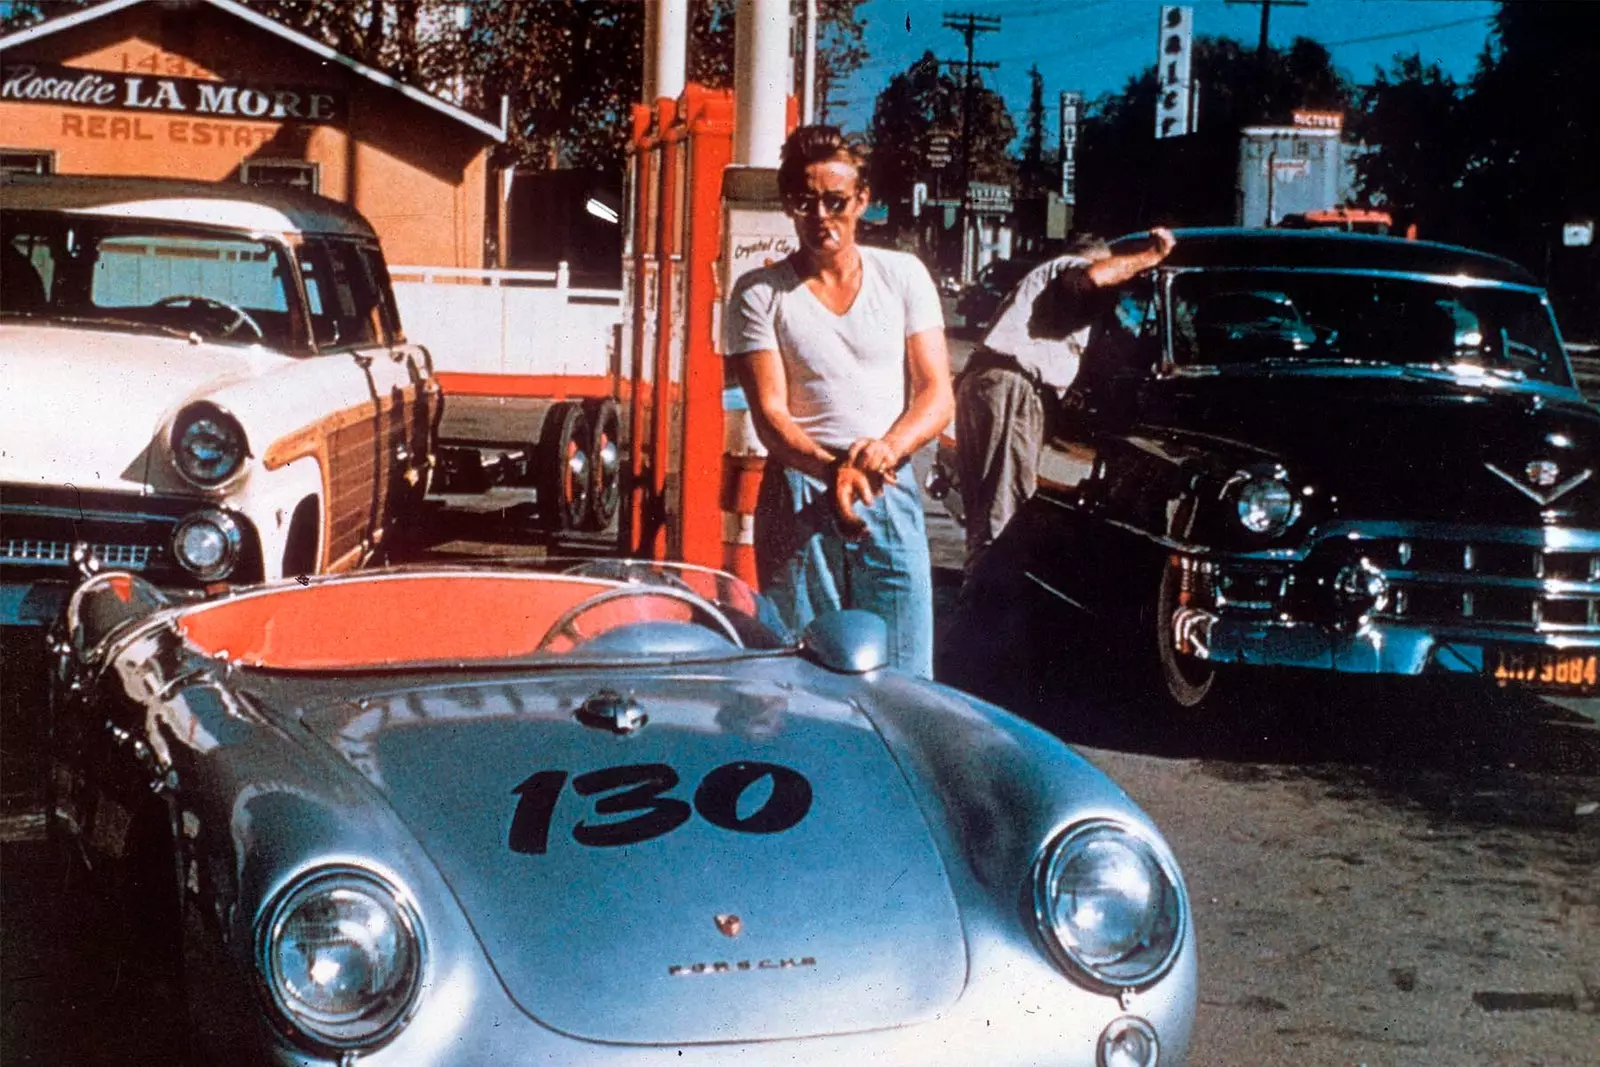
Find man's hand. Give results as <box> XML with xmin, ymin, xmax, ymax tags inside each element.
<box><xmin>831</xmin><ymin>463</ymin><xmax>892</xmax><ymax>537</ymax></box>
<box><xmin>845</xmin><ymin>437</ymin><xmax>900</xmax><ymax>479</ymax></box>
<box><xmin>1149</xmin><ymin>226</ymin><xmax>1177</xmax><ymax>259</ymax></box>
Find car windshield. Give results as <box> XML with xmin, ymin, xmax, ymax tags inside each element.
<box><xmin>1169</xmin><ymin>269</ymin><xmax>1569</xmax><ymax>385</ymax></box>
<box><xmin>173</xmin><ymin>561</ymin><xmax>794</xmax><ymax>672</ymax></box>
<box><xmin>1</xmin><ymin>210</ymin><xmax>300</xmax><ymax>347</ymax></box>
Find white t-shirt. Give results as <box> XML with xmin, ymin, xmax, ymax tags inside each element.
<box><xmin>724</xmin><ymin>246</ymin><xmax>944</xmax><ymax>452</ymax></box>
<box><xmin>981</xmin><ymin>254</ymin><xmax>1098</xmax><ymax>392</ymax></box>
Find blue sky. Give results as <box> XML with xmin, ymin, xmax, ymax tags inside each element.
<box><xmin>831</xmin><ymin>0</ymin><xmax>1501</xmax><ymax>136</ymax></box>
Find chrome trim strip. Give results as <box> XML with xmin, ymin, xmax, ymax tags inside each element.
<box><xmin>1162</xmin><ymin>264</ymin><xmax>1546</xmax><ymax>293</ymax></box>
<box><xmin>1</xmin><ymin>502</ymin><xmax>184</xmax><ymax>526</ymax></box>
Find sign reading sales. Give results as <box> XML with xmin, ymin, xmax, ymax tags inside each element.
<box><xmin>1</xmin><ymin>61</ymin><xmax>345</xmax><ymax>124</ymax></box>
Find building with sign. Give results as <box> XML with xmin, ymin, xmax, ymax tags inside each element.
<box><xmin>1236</xmin><ymin>112</ymin><xmax>1367</xmax><ymax>229</ymax></box>
<box><xmin>0</xmin><ymin>0</ymin><xmax>505</xmax><ymax>266</ymax></box>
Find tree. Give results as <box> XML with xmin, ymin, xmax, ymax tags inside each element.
<box><xmin>1076</xmin><ymin>34</ymin><xmax>1352</xmax><ymax>236</ymax></box>
<box><xmin>1018</xmin><ymin>64</ymin><xmax>1050</xmax><ymax>199</ymax></box>
<box><xmin>868</xmin><ymin>51</ymin><xmax>1016</xmax><ymax>232</ymax></box>
<box><xmin>1350</xmin><ymin>54</ymin><xmax>1467</xmax><ymax>237</ymax></box>
<box><xmin>251</xmin><ymin>1</ymin><xmax>865</xmax><ymax>173</ymax></box>
<box><xmin>0</xmin><ymin>0</ymin><xmax>94</xmax><ymax>33</ymax></box>
<box><xmin>1458</xmin><ymin>3</ymin><xmax>1600</xmax><ymax>262</ymax></box>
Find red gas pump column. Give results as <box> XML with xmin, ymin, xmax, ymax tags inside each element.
<box><xmin>619</xmin><ymin>87</ymin><xmax>735</xmax><ymax>567</ymax></box>
<box><xmin>675</xmin><ymin>87</ymin><xmax>736</xmax><ymax>570</ymax></box>
<box><xmin>621</xmin><ymin>102</ymin><xmax>656</xmax><ymax>556</ymax></box>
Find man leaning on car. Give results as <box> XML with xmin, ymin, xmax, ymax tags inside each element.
<box><xmin>954</xmin><ymin>228</ymin><xmax>1177</xmax><ymax>573</ymax></box>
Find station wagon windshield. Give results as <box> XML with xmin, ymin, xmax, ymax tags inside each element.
<box><xmin>1169</xmin><ymin>269</ymin><xmax>1569</xmax><ymax>385</ymax></box>
<box><xmin>2</xmin><ymin>211</ymin><xmax>298</xmax><ymax>347</ymax></box>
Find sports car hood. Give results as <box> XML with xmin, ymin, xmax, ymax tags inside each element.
<box><xmin>1144</xmin><ymin>371</ymin><xmax>1600</xmax><ymax>523</ymax></box>
<box><xmin>0</xmin><ymin>322</ymin><xmax>268</xmax><ymax>490</ymax></box>
<box><xmin>302</xmin><ymin>669</ymin><xmax>967</xmax><ymax>1045</ymax></box>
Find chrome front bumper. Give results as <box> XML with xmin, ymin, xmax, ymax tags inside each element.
<box><xmin>1196</xmin><ymin>613</ymin><xmax>1600</xmax><ymax>680</ymax></box>
<box><xmin>1168</xmin><ymin>521</ymin><xmax>1600</xmax><ymax>687</ymax></box>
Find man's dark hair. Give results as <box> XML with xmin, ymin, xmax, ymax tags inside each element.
<box><xmin>778</xmin><ymin>125</ymin><xmax>869</xmax><ymax>198</ymax></box>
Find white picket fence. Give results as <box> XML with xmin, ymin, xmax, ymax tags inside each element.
<box><xmin>390</xmin><ymin>264</ymin><xmax>624</xmax><ymax>378</ymax></box>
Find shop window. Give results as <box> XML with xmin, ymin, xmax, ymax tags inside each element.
<box><xmin>241</xmin><ymin>159</ymin><xmax>319</xmax><ymax>193</ymax></box>
<box><xmin>1</xmin><ymin>149</ymin><xmax>54</xmax><ymax>175</ymax></box>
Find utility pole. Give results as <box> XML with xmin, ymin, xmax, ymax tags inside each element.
<box><xmin>940</xmin><ymin>11</ymin><xmax>999</xmax><ymax>284</ymax></box>
<box><xmin>1226</xmin><ymin>0</ymin><xmax>1307</xmax><ymax>67</ymax></box>
<box><xmin>940</xmin><ymin>11</ymin><xmax>1001</xmax><ymax>207</ymax></box>
<box><xmin>1225</xmin><ymin>0</ymin><xmax>1305</xmax><ymax>118</ymax></box>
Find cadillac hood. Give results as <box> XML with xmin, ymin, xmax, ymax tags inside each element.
<box><xmin>1145</xmin><ymin>372</ymin><xmax>1600</xmax><ymax>523</ymax></box>
<box><xmin>303</xmin><ymin>671</ymin><xmax>968</xmax><ymax>1045</ymax></box>
<box><xmin>0</xmin><ymin>322</ymin><xmax>273</xmax><ymax>491</ymax></box>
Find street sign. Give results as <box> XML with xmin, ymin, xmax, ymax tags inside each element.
<box><xmin>927</xmin><ymin>133</ymin><xmax>953</xmax><ymax>169</ymax></box>
<box><xmin>1155</xmin><ymin>6</ymin><xmax>1194</xmax><ymax>139</ymax></box>
<box><xmin>1060</xmin><ymin>90</ymin><xmax>1082</xmax><ymax>205</ymax></box>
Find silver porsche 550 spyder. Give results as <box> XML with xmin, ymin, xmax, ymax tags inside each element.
<box><xmin>47</xmin><ymin>560</ymin><xmax>1196</xmax><ymax>1065</ymax></box>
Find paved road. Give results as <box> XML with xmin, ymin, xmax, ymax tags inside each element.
<box><xmin>4</xmin><ymin>435</ymin><xmax>1599</xmax><ymax>1065</ymax></box>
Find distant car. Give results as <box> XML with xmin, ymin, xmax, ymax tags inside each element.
<box><xmin>0</xmin><ymin>175</ymin><xmax>438</xmax><ymax>628</ymax></box>
<box><xmin>945</xmin><ymin>228</ymin><xmax>1600</xmax><ymax>712</ymax></box>
<box><xmin>49</xmin><ymin>559</ymin><xmax>1196</xmax><ymax>1065</ymax></box>
<box><xmin>954</xmin><ymin>256</ymin><xmax>1041</xmax><ymax>330</ymax></box>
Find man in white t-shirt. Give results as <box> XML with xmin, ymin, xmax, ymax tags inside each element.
<box><xmin>723</xmin><ymin>125</ymin><xmax>953</xmax><ymax>677</ymax></box>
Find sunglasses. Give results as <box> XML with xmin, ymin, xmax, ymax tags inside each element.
<box><xmin>784</xmin><ymin>191</ymin><xmax>857</xmax><ymax>218</ymax></box>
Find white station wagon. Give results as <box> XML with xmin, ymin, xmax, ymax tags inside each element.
<box><xmin>0</xmin><ymin>174</ymin><xmax>438</xmax><ymax>626</ymax></box>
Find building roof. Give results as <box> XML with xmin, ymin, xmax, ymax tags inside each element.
<box><xmin>1110</xmin><ymin>228</ymin><xmax>1539</xmax><ymax>287</ymax></box>
<box><xmin>0</xmin><ymin>0</ymin><xmax>506</xmax><ymax>143</ymax></box>
<box><xmin>1</xmin><ymin>173</ymin><xmax>378</xmax><ymax>237</ymax></box>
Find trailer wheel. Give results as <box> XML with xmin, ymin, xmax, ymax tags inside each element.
<box><xmin>538</xmin><ymin>402</ymin><xmax>592</xmax><ymax>531</ymax></box>
<box><xmin>582</xmin><ymin>399</ymin><xmax>623</xmax><ymax>531</ymax></box>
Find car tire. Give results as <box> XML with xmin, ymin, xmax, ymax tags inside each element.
<box><xmin>1150</xmin><ymin>559</ymin><xmax>1221</xmax><ymax>711</ymax></box>
<box><xmin>537</xmin><ymin>401</ymin><xmax>592</xmax><ymax>532</ymax></box>
<box><xmin>581</xmin><ymin>398</ymin><xmax>622</xmax><ymax>532</ymax></box>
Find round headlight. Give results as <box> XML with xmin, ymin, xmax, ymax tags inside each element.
<box><xmin>1234</xmin><ymin>476</ymin><xmax>1297</xmax><ymax>536</ymax></box>
<box><xmin>260</xmin><ymin>868</ymin><xmax>422</xmax><ymax>1051</ymax></box>
<box><xmin>171</xmin><ymin>404</ymin><xmax>248</xmax><ymax>486</ymax></box>
<box><xmin>171</xmin><ymin>509</ymin><xmax>241</xmax><ymax>581</ymax></box>
<box><xmin>1034</xmin><ymin>822</ymin><xmax>1185</xmax><ymax>988</ymax></box>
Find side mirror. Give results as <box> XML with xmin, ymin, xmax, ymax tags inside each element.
<box><xmin>799</xmin><ymin>610</ymin><xmax>889</xmax><ymax>673</ymax></box>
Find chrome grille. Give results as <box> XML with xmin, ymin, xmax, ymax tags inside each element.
<box><xmin>0</xmin><ymin>538</ymin><xmax>153</xmax><ymax>570</ymax></box>
<box><xmin>1337</xmin><ymin>535</ymin><xmax>1600</xmax><ymax>633</ymax></box>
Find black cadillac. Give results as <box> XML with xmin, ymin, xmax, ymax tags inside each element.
<box><xmin>941</xmin><ymin>228</ymin><xmax>1600</xmax><ymax>712</ymax></box>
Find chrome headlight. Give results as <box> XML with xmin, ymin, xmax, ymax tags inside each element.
<box><xmin>171</xmin><ymin>508</ymin><xmax>242</xmax><ymax>580</ymax></box>
<box><xmin>1034</xmin><ymin>821</ymin><xmax>1185</xmax><ymax>989</ymax></box>
<box><xmin>258</xmin><ymin>868</ymin><xmax>423</xmax><ymax>1052</ymax></box>
<box><xmin>1233</xmin><ymin>475</ymin><xmax>1299</xmax><ymax>536</ymax></box>
<box><xmin>171</xmin><ymin>403</ymin><xmax>248</xmax><ymax>486</ymax></box>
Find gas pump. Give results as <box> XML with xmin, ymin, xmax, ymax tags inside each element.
<box><xmin>620</xmin><ymin>87</ymin><xmax>740</xmax><ymax>567</ymax></box>
<box><xmin>619</xmin><ymin>0</ymin><xmax>798</xmax><ymax>585</ymax></box>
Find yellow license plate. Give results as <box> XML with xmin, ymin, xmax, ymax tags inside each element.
<box><xmin>1488</xmin><ymin>648</ymin><xmax>1599</xmax><ymax>691</ymax></box>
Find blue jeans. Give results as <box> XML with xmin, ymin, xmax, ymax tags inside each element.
<box><xmin>754</xmin><ymin>461</ymin><xmax>934</xmax><ymax>678</ymax></box>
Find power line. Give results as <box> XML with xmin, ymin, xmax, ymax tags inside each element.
<box><xmin>1321</xmin><ymin>14</ymin><xmax>1493</xmax><ymax>49</ymax></box>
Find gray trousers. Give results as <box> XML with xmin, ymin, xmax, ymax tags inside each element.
<box><xmin>954</xmin><ymin>363</ymin><xmax>1046</xmax><ymax>573</ymax></box>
